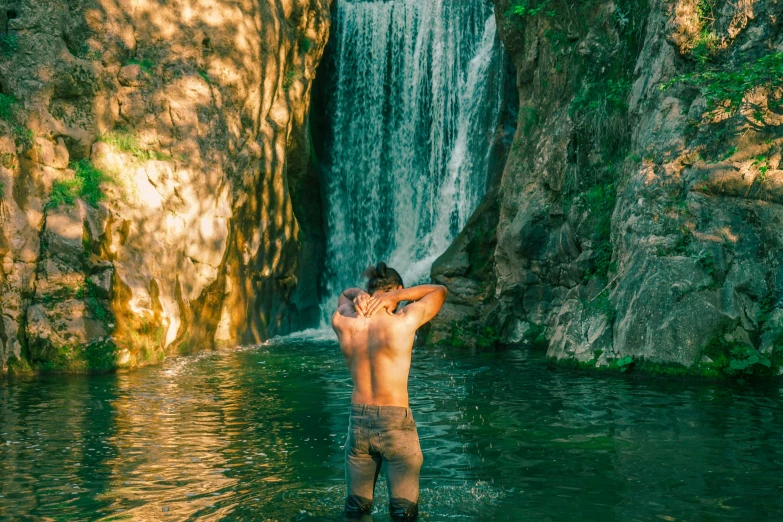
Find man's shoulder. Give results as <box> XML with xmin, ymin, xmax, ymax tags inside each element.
<box><xmin>331</xmin><ymin>308</ymin><xmax>354</xmax><ymax>331</ymax></box>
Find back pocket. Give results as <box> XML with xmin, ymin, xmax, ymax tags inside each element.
<box><xmin>384</xmin><ymin>428</ymin><xmax>416</xmax><ymax>460</ymax></box>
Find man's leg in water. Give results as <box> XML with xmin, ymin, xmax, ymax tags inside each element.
<box><xmin>384</xmin><ymin>420</ymin><xmax>424</xmax><ymax>520</ymax></box>
<box><xmin>345</xmin><ymin>426</ymin><xmax>382</xmax><ymax>517</ymax></box>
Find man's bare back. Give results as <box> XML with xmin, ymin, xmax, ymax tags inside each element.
<box><xmin>332</xmin><ymin>263</ymin><xmax>447</xmax><ymax>519</ymax></box>
<box><xmin>331</xmin><ymin>283</ymin><xmax>448</xmax><ymax>407</ymax></box>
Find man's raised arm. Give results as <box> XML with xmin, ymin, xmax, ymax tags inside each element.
<box><xmin>365</xmin><ymin>285</ymin><xmax>448</xmax><ymax>326</ymax></box>
<box><xmin>336</xmin><ymin>287</ymin><xmax>371</xmax><ymax>316</ymax></box>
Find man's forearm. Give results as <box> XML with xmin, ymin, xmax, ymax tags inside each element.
<box><xmin>338</xmin><ymin>287</ymin><xmax>367</xmax><ymax>308</ymax></box>
<box><xmin>342</xmin><ymin>288</ymin><xmax>367</xmax><ymax>300</ymax></box>
<box><xmin>385</xmin><ymin>285</ymin><xmax>445</xmax><ymax>304</ymax></box>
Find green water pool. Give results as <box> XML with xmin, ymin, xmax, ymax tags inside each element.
<box><xmin>2</xmin><ymin>331</ymin><xmax>783</xmax><ymax>520</ymax></box>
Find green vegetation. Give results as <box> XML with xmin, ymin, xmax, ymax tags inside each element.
<box><xmin>506</xmin><ymin>0</ymin><xmax>554</xmax><ymax>19</ymax></box>
<box><xmin>552</xmin><ymin>324</ymin><xmax>783</xmax><ymax>380</ymax></box>
<box><xmin>36</xmin><ymin>284</ymin><xmax>84</xmax><ymax>307</ymax></box>
<box><xmin>525</xmin><ymin>323</ymin><xmax>549</xmax><ymax>350</ymax></box>
<box><xmin>571</xmin><ymin>78</ymin><xmax>632</xmax><ymax>116</ymax></box>
<box><xmin>752</xmin><ymin>155</ymin><xmax>770</xmax><ymax>181</ymax></box>
<box><xmin>477</xmin><ymin>326</ymin><xmax>500</xmax><ymax>349</ymax></box>
<box><xmin>99</xmin><ymin>129</ymin><xmax>172</xmax><ymax>161</ymax></box>
<box><xmin>46</xmin><ymin>159</ymin><xmax>111</xmax><ymax>210</ymax></box>
<box><xmin>581</xmin><ymin>183</ymin><xmax>617</xmax><ymax>281</ymax></box>
<box><xmin>283</xmin><ymin>69</ymin><xmax>297</xmax><ymax>90</ymax></box>
<box><xmin>552</xmin><ymin>351</ymin><xmax>780</xmax><ymax>380</ymax></box>
<box><xmin>614</xmin><ymin>355</ymin><xmax>634</xmax><ymax>372</ymax></box>
<box><xmin>520</xmin><ymin>107</ymin><xmax>539</xmax><ymax>137</ymax></box>
<box><xmin>72</xmin><ymin>42</ymin><xmax>101</xmax><ymax>61</ymax></box>
<box><xmin>198</xmin><ymin>69</ymin><xmax>211</xmax><ymax>84</ymax></box>
<box><xmin>671</xmin><ymin>226</ymin><xmax>693</xmax><ymax>255</ymax></box>
<box><xmin>37</xmin><ymin>340</ymin><xmax>119</xmax><ymax>373</ymax></box>
<box><xmin>701</xmin><ymin>336</ymin><xmax>778</xmax><ymax>378</ymax></box>
<box><xmin>546</xmin><ymin>0</ymin><xmax>646</xmax><ymax>285</ymax></box>
<box><xmin>0</xmin><ymin>152</ymin><xmax>15</xmax><ymax>168</ymax></box>
<box><xmin>440</xmin><ymin>322</ymin><xmax>500</xmax><ymax>349</ymax></box>
<box><xmin>84</xmin><ymin>279</ymin><xmax>112</xmax><ymax>323</ymax></box>
<box><xmin>47</xmin><ymin>177</ymin><xmax>80</xmax><ymax>209</ymax></box>
<box><xmin>300</xmin><ymin>36</ymin><xmax>313</xmax><ymax>53</ymax></box>
<box><xmin>0</xmin><ymin>93</ymin><xmax>33</xmax><ymax>148</ymax></box>
<box><xmin>757</xmin><ymin>294</ymin><xmax>781</xmax><ymax>330</ymax></box>
<box><xmin>662</xmin><ymin>52</ymin><xmax>783</xmax><ymax>115</ymax></box>
<box><xmin>84</xmin><ymin>340</ymin><xmax>120</xmax><ymax>371</ymax></box>
<box><xmin>586</xmin><ymin>289</ymin><xmax>617</xmax><ymax>321</ymax></box>
<box><xmin>691</xmin><ymin>0</ymin><xmax>719</xmax><ymax>64</ymax></box>
<box><xmin>0</xmin><ymin>31</ymin><xmax>18</xmax><ymax>56</ymax></box>
<box><xmin>6</xmin><ymin>355</ymin><xmax>34</xmax><ymax>375</ymax></box>
<box><xmin>126</xmin><ymin>57</ymin><xmax>155</xmax><ymax>72</ymax></box>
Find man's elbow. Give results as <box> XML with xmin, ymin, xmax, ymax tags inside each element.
<box><xmin>437</xmin><ymin>285</ymin><xmax>448</xmax><ymax>298</ymax></box>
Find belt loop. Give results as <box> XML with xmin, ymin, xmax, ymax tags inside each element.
<box><xmin>405</xmin><ymin>408</ymin><xmax>409</xmax><ymax>418</ymax></box>
<box><xmin>361</xmin><ymin>404</ymin><xmax>366</xmax><ymax>415</ymax></box>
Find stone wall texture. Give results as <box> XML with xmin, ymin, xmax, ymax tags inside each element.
<box><xmin>0</xmin><ymin>0</ymin><xmax>330</xmax><ymax>373</ymax></box>
<box><xmin>431</xmin><ymin>0</ymin><xmax>783</xmax><ymax>376</ymax></box>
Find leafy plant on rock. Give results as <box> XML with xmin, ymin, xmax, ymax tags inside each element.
<box><xmin>691</xmin><ymin>0</ymin><xmax>719</xmax><ymax>64</ymax></box>
<box><xmin>507</xmin><ymin>0</ymin><xmax>554</xmax><ymax>19</ymax></box>
<box><xmin>701</xmin><ymin>335</ymin><xmax>774</xmax><ymax>378</ymax></box>
<box><xmin>752</xmin><ymin>155</ymin><xmax>769</xmax><ymax>181</ymax></box>
<box><xmin>613</xmin><ymin>355</ymin><xmax>634</xmax><ymax>372</ymax></box>
<box><xmin>728</xmin><ymin>345</ymin><xmax>771</xmax><ymax>374</ymax></box>
<box><xmin>661</xmin><ymin>52</ymin><xmax>783</xmax><ymax>115</ymax></box>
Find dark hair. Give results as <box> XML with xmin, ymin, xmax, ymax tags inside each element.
<box><xmin>363</xmin><ymin>262</ymin><xmax>404</xmax><ymax>295</ymax></box>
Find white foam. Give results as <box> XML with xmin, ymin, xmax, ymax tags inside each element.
<box><xmin>267</xmin><ymin>328</ymin><xmax>338</xmax><ymax>344</ymax></box>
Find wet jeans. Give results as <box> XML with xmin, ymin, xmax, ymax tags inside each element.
<box><xmin>344</xmin><ymin>403</ymin><xmax>423</xmax><ymax>520</ymax></box>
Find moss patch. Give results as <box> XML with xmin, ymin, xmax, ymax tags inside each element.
<box><xmin>6</xmin><ymin>355</ymin><xmax>34</xmax><ymax>375</ymax></box>
<box><xmin>46</xmin><ymin>159</ymin><xmax>112</xmax><ymax>210</ymax></box>
<box><xmin>549</xmin><ymin>340</ymin><xmax>783</xmax><ymax>381</ymax></box>
<box><xmin>99</xmin><ymin>129</ymin><xmax>173</xmax><ymax>161</ymax></box>
<box><xmin>438</xmin><ymin>322</ymin><xmax>500</xmax><ymax>349</ymax></box>
<box><xmin>0</xmin><ymin>93</ymin><xmax>33</xmax><ymax>148</ymax></box>
<box><xmin>32</xmin><ymin>339</ymin><xmax>119</xmax><ymax>374</ymax></box>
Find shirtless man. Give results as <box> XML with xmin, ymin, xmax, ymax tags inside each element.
<box><xmin>331</xmin><ymin>262</ymin><xmax>447</xmax><ymax>520</ymax></box>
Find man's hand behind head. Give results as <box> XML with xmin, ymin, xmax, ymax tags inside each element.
<box><xmin>353</xmin><ymin>293</ymin><xmax>371</xmax><ymax>316</ymax></box>
<box><xmin>365</xmin><ymin>293</ymin><xmax>399</xmax><ymax>316</ymax></box>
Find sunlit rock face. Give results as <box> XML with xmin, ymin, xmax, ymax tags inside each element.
<box><xmin>0</xmin><ymin>0</ymin><xmax>331</xmax><ymax>372</ymax></box>
<box><xmin>431</xmin><ymin>0</ymin><xmax>783</xmax><ymax>374</ymax></box>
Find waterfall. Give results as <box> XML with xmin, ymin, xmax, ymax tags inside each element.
<box><xmin>321</xmin><ymin>0</ymin><xmax>504</xmax><ymax>313</ymax></box>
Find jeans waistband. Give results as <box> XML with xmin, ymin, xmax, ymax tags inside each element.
<box><xmin>350</xmin><ymin>403</ymin><xmax>412</xmax><ymax>418</ymax></box>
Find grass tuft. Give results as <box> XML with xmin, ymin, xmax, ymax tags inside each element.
<box><xmin>99</xmin><ymin>129</ymin><xmax>172</xmax><ymax>161</ymax></box>
<box><xmin>46</xmin><ymin>159</ymin><xmax>111</xmax><ymax>210</ymax></box>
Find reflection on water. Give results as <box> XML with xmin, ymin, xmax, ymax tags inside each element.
<box><xmin>2</xmin><ymin>335</ymin><xmax>783</xmax><ymax>521</ymax></box>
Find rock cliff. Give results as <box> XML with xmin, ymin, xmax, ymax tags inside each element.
<box><xmin>431</xmin><ymin>0</ymin><xmax>783</xmax><ymax>377</ymax></box>
<box><xmin>0</xmin><ymin>0</ymin><xmax>330</xmax><ymax>373</ymax></box>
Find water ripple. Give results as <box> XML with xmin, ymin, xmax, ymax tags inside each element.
<box><xmin>3</xmin><ymin>340</ymin><xmax>783</xmax><ymax>520</ymax></box>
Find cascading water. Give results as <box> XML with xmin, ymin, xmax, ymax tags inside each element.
<box><xmin>321</xmin><ymin>0</ymin><xmax>505</xmax><ymax>312</ymax></box>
